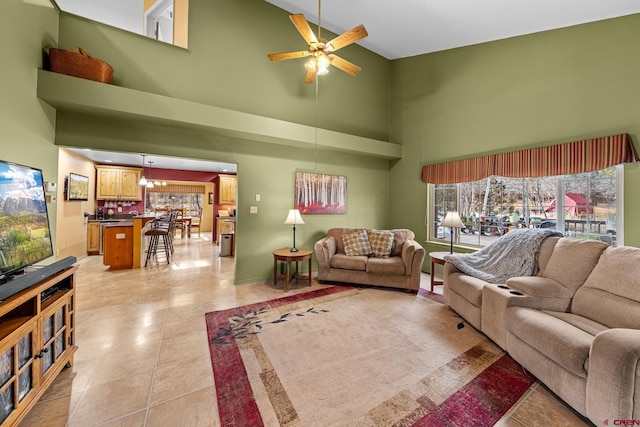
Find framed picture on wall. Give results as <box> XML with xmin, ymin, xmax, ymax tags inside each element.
<box><xmin>294</xmin><ymin>172</ymin><xmax>347</xmax><ymax>214</ymax></box>
<box><xmin>208</xmin><ymin>192</ymin><xmax>213</xmax><ymax>204</ymax></box>
<box><xmin>65</xmin><ymin>172</ymin><xmax>89</xmax><ymax>201</ymax></box>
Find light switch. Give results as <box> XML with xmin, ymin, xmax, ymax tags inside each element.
<box><xmin>250</xmin><ymin>206</ymin><xmax>258</xmax><ymax>214</ymax></box>
<box><xmin>117</xmin><ymin>207</ymin><xmax>123</xmax><ymax>212</ymax></box>
<box><xmin>256</xmin><ymin>194</ymin><xmax>261</xmax><ymax>202</ymax></box>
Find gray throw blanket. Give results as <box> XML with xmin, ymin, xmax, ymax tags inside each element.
<box><xmin>444</xmin><ymin>228</ymin><xmax>563</xmax><ymax>283</ymax></box>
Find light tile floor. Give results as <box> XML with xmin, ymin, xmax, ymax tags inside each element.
<box><xmin>20</xmin><ymin>233</ymin><xmax>592</xmax><ymax>426</ymax></box>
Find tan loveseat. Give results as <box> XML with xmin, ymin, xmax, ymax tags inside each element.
<box><xmin>444</xmin><ymin>236</ymin><xmax>640</xmax><ymax>425</ymax></box>
<box><xmin>314</xmin><ymin>228</ymin><xmax>425</xmax><ymax>292</ymax></box>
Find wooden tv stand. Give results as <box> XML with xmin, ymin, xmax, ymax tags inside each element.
<box><xmin>0</xmin><ymin>266</ymin><xmax>77</xmax><ymax>426</ymax></box>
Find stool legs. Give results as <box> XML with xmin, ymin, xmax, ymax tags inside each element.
<box><xmin>144</xmin><ymin>233</ymin><xmax>172</xmax><ymax>266</ymax></box>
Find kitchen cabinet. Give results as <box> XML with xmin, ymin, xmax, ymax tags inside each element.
<box><xmin>95</xmin><ymin>166</ymin><xmax>142</xmax><ymax>201</ymax></box>
<box><xmin>0</xmin><ymin>266</ymin><xmax>77</xmax><ymax>426</ymax></box>
<box><xmin>87</xmin><ymin>222</ymin><xmax>100</xmax><ymax>255</ymax></box>
<box><xmin>216</xmin><ymin>175</ymin><xmax>236</xmax><ymax>205</ymax></box>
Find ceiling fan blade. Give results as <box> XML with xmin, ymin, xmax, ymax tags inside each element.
<box><xmin>290</xmin><ymin>14</ymin><xmax>318</xmax><ymax>45</ymax></box>
<box><xmin>326</xmin><ymin>24</ymin><xmax>368</xmax><ymax>52</ymax></box>
<box><xmin>267</xmin><ymin>51</ymin><xmax>311</xmax><ymax>61</ymax></box>
<box><xmin>328</xmin><ymin>54</ymin><xmax>361</xmax><ymax>76</ymax></box>
<box><xmin>304</xmin><ymin>68</ymin><xmax>317</xmax><ymax>84</ymax></box>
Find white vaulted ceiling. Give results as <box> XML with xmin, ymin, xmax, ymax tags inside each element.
<box><xmin>265</xmin><ymin>0</ymin><xmax>640</xmax><ymax>59</ymax></box>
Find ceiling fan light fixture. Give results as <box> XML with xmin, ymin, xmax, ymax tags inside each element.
<box><xmin>305</xmin><ymin>57</ymin><xmax>317</xmax><ymax>72</ymax></box>
<box><xmin>317</xmin><ymin>53</ymin><xmax>330</xmax><ymax>75</ymax></box>
<box><xmin>267</xmin><ymin>6</ymin><xmax>368</xmax><ymax>84</ymax></box>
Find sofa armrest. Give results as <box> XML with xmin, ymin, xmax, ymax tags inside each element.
<box><xmin>481</xmin><ymin>281</ymin><xmax>574</xmax><ymax>349</ymax></box>
<box><xmin>401</xmin><ymin>239</ymin><xmax>425</xmax><ymax>276</ymax></box>
<box><xmin>506</xmin><ymin>276</ymin><xmax>575</xmax><ymax>300</ymax></box>
<box><xmin>586</xmin><ymin>328</ymin><xmax>640</xmax><ymax>423</ymax></box>
<box><xmin>314</xmin><ymin>236</ymin><xmax>337</xmax><ymax>270</ymax></box>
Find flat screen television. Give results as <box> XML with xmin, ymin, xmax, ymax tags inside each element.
<box><xmin>0</xmin><ymin>160</ymin><xmax>54</xmax><ymax>281</ymax></box>
<box><xmin>66</xmin><ymin>172</ymin><xmax>89</xmax><ymax>201</ymax></box>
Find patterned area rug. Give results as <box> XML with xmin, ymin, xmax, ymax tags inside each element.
<box><xmin>205</xmin><ymin>286</ymin><xmax>536</xmax><ymax>426</ymax></box>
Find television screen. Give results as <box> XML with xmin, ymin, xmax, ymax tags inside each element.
<box><xmin>66</xmin><ymin>172</ymin><xmax>89</xmax><ymax>201</ymax></box>
<box><xmin>0</xmin><ymin>160</ymin><xmax>54</xmax><ymax>279</ymax></box>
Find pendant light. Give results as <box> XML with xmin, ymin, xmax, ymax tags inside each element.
<box><xmin>146</xmin><ymin>161</ymin><xmax>155</xmax><ymax>188</ymax></box>
<box><xmin>139</xmin><ymin>155</ymin><xmax>148</xmax><ymax>186</ymax></box>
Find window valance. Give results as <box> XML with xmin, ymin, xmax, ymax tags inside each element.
<box><xmin>421</xmin><ymin>133</ymin><xmax>638</xmax><ymax>184</ymax></box>
<box><xmin>147</xmin><ymin>184</ymin><xmax>205</xmax><ymax>194</ymax></box>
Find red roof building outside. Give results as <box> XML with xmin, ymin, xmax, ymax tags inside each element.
<box><xmin>545</xmin><ymin>193</ymin><xmax>594</xmax><ymax>216</ymax></box>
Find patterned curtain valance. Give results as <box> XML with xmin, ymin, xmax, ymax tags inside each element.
<box><xmin>148</xmin><ymin>184</ymin><xmax>205</xmax><ymax>194</ymax></box>
<box><xmin>421</xmin><ymin>133</ymin><xmax>638</xmax><ymax>184</ymax></box>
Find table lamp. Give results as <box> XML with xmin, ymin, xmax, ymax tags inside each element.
<box><xmin>442</xmin><ymin>211</ymin><xmax>465</xmax><ymax>254</ymax></box>
<box><xmin>284</xmin><ymin>209</ymin><xmax>304</xmax><ymax>252</ymax></box>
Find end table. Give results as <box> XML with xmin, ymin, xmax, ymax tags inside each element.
<box><xmin>273</xmin><ymin>248</ymin><xmax>312</xmax><ymax>291</ymax></box>
<box><xmin>429</xmin><ymin>251</ymin><xmax>450</xmax><ymax>291</ymax></box>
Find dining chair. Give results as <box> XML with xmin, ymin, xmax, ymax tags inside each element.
<box><xmin>190</xmin><ymin>208</ymin><xmax>203</xmax><ymax>237</ymax></box>
<box><xmin>172</xmin><ymin>208</ymin><xmax>187</xmax><ymax>238</ymax></box>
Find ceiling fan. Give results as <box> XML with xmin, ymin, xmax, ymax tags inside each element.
<box><xmin>267</xmin><ymin>1</ymin><xmax>368</xmax><ymax>84</ymax></box>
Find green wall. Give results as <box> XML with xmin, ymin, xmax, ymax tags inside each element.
<box><xmin>50</xmin><ymin>0</ymin><xmax>394</xmax><ymax>284</ymax></box>
<box><xmin>1</xmin><ymin>0</ymin><xmax>59</xmax><ymax>251</ymax></box>
<box><xmin>56</xmin><ymin>0</ymin><xmax>391</xmax><ymax>141</ymax></box>
<box><xmin>389</xmin><ymin>14</ymin><xmax>640</xmax><ymax>262</ymax></box>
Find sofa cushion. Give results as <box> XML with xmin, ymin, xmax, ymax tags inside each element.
<box><xmin>571</xmin><ymin>245</ymin><xmax>640</xmax><ymax>329</ymax></box>
<box><xmin>543</xmin><ymin>311</ymin><xmax>608</xmax><ymax>337</ymax></box>
<box><xmin>366</xmin><ymin>257</ymin><xmax>405</xmax><ymax>275</ymax></box>
<box><xmin>444</xmin><ymin>271</ymin><xmax>486</xmax><ymax>307</ymax></box>
<box><xmin>330</xmin><ymin>254</ymin><xmax>367</xmax><ymax>271</ymax></box>
<box><xmin>535</xmin><ymin>236</ymin><xmax>561</xmax><ymax>276</ymax></box>
<box><xmin>542</xmin><ymin>238</ymin><xmax>608</xmax><ymax>292</ymax></box>
<box><xmin>342</xmin><ymin>230</ymin><xmax>372</xmax><ymax>256</ymax></box>
<box><xmin>389</xmin><ymin>229</ymin><xmax>415</xmax><ymax>257</ymax></box>
<box><xmin>506</xmin><ymin>307</ymin><xmax>593</xmax><ymax>378</ymax></box>
<box><xmin>368</xmin><ymin>229</ymin><xmax>394</xmax><ymax>258</ymax></box>
<box><xmin>328</xmin><ymin>228</ymin><xmax>360</xmax><ymax>254</ymax></box>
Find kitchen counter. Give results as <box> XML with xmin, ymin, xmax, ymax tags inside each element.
<box><xmin>102</xmin><ymin>222</ymin><xmax>134</xmax><ymax>269</ymax></box>
<box><xmin>102</xmin><ymin>221</ymin><xmax>133</xmax><ymax>227</ymax></box>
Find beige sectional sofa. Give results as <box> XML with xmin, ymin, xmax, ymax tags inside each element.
<box><xmin>443</xmin><ymin>235</ymin><xmax>640</xmax><ymax>425</ymax></box>
<box><xmin>314</xmin><ymin>228</ymin><xmax>425</xmax><ymax>292</ymax></box>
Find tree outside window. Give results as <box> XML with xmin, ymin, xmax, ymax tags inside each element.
<box><xmin>430</xmin><ymin>166</ymin><xmax>621</xmax><ymax>248</ymax></box>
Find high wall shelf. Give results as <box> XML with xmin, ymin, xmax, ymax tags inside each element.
<box><xmin>0</xmin><ymin>266</ymin><xmax>77</xmax><ymax>426</ymax></box>
<box><xmin>37</xmin><ymin>70</ymin><xmax>402</xmax><ymax>161</ymax></box>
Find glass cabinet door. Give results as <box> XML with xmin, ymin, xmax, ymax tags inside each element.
<box><xmin>41</xmin><ymin>302</ymin><xmax>68</xmax><ymax>376</ymax></box>
<box><xmin>0</xmin><ymin>324</ymin><xmax>36</xmax><ymax>425</ymax></box>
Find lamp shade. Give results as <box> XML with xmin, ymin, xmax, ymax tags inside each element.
<box><xmin>442</xmin><ymin>211</ymin><xmax>465</xmax><ymax>228</ymax></box>
<box><xmin>284</xmin><ymin>209</ymin><xmax>304</xmax><ymax>225</ymax></box>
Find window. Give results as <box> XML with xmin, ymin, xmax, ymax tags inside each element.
<box><xmin>146</xmin><ymin>184</ymin><xmax>205</xmax><ymax>216</ymax></box>
<box><xmin>430</xmin><ymin>166</ymin><xmax>622</xmax><ymax>247</ymax></box>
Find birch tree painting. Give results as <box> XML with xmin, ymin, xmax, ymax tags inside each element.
<box><xmin>294</xmin><ymin>172</ymin><xmax>347</xmax><ymax>214</ymax></box>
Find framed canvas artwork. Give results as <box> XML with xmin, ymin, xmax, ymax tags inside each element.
<box><xmin>294</xmin><ymin>172</ymin><xmax>346</xmax><ymax>214</ymax></box>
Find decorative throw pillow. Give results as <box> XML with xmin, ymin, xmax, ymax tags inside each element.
<box><xmin>368</xmin><ymin>229</ymin><xmax>394</xmax><ymax>258</ymax></box>
<box><xmin>342</xmin><ymin>230</ymin><xmax>372</xmax><ymax>256</ymax></box>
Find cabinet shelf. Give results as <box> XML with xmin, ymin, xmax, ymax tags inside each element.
<box><xmin>0</xmin><ymin>266</ymin><xmax>77</xmax><ymax>426</ymax></box>
<box><xmin>0</xmin><ymin>317</ymin><xmax>33</xmax><ymax>342</ymax></box>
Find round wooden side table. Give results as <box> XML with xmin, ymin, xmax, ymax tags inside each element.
<box><xmin>429</xmin><ymin>251</ymin><xmax>450</xmax><ymax>291</ymax></box>
<box><xmin>272</xmin><ymin>248</ymin><xmax>312</xmax><ymax>291</ymax></box>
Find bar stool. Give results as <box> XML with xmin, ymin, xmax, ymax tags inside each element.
<box><xmin>144</xmin><ymin>211</ymin><xmax>177</xmax><ymax>266</ymax></box>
